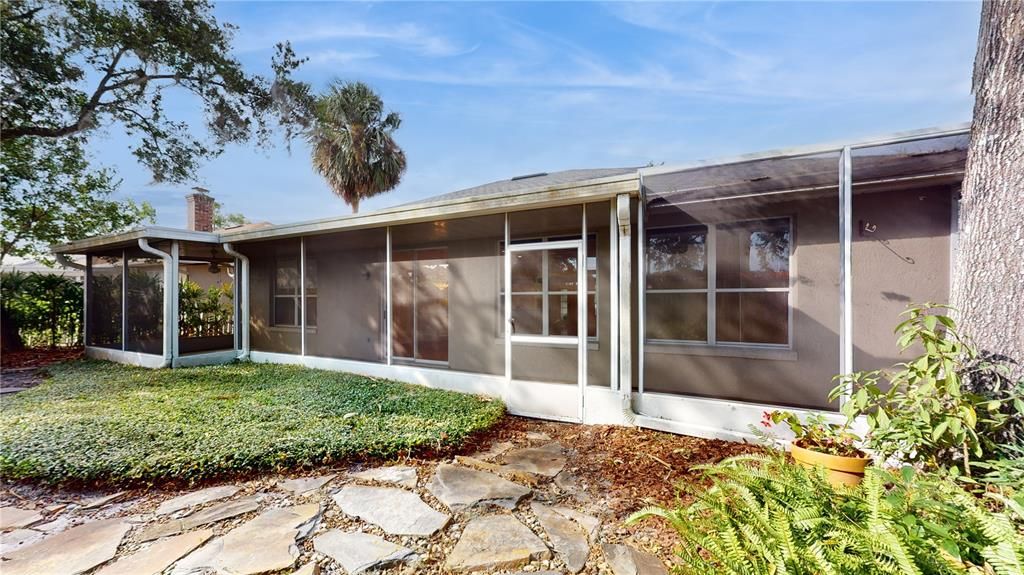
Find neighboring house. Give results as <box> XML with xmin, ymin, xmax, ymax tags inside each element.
<box><xmin>52</xmin><ymin>125</ymin><xmax>967</xmax><ymax>440</ymax></box>
<box><xmin>1</xmin><ymin>256</ymin><xmax>86</xmax><ymax>281</ymax></box>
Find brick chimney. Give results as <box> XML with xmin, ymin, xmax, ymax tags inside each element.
<box><xmin>186</xmin><ymin>187</ymin><xmax>215</xmax><ymax>232</ymax></box>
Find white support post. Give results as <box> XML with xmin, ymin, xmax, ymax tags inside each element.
<box><xmin>170</xmin><ymin>241</ymin><xmax>180</xmax><ymax>362</ymax></box>
<box><xmin>121</xmin><ymin>250</ymin><xmax>127</xmax><ymax>351</ymax></box>
<box><xmin>616</xmin><ymin>194</ymin><xmax>633</xmax><ymax>403</ymax></box>
<box><xmin>636</xmin><ymin>192</ymin><xmax>645</xmax><ymax>397</ymax></box>
<box><xmin>83</xmin><ymin>256</ymin><xmax>91</xmax><ymax>347</ymax></box>
<box><xmin>609</xmin><ymin>201</ymin><xmax>619</xmax><ymax>392</ymax></box>
<box><xmin>578</xmin><ymin>205</ymin><xmax>588</xmax><ymax>420</ymax></box>
<box><xmin>503</xmin><ymin>213</ymin><xmax>512</xmax><ymax>393</ymax></box>
<box><xmin>386</xmin><ymin>226</ymin><xmax>393</xmax><ymax>366</ymax></box>
<box><xmin>232</xmin><ymin>257</ymin><xmax>239</xmax><ymax>352</ymax></box>
<box><xmin>300</xmin><ymin>237</ymin><xmax>306</xmax><ymax>357</ymax></box>
<box><xmin>838</xmin><ymin>146</ymin><xmax>853</xmax><ymax>389</ymax></box>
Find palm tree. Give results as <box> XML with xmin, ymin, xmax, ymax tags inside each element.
<box><xmin>307</xmin><ymin>81</ymin><xmax>406</xmax><ymax>213</ymax></box>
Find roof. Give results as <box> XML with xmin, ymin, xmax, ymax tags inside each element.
<box><xmin>407</xmin><ymin>168</ymin><xmax>638</xmax><ymax>206</ymax></box>
<box><xmin>52</xmin><ymin>123</ymin><xmax>970</xmax><ymax>255</ymax></box>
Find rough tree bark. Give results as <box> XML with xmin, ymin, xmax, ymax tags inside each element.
<box><xmin>952</xmin><ymin>0</ymin><xmax>1024</xmax><ymax>379</ymax></box>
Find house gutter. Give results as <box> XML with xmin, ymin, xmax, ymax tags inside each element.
<box><xmin>53</xmin><ymin>253</ymin><xmax>86</xmax><ymax>271</ymax></box>
<box><xmin>221</xmin><ymin>243</ymin><xmax>249</xmax><ymax>360</ymax></box>
<box><xmin>137</xmin><ymin>238</ymin><xmax>174</xmax><ymax>368</ymax></box>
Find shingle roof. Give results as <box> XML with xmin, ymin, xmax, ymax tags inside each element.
<box><xmin>407</xmin><ymin>167</ymin><xmax>638</xmax><ymax>206</ymax></box>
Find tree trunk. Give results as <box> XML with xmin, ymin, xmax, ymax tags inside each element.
<box><xmin>952</xmin><ymin>0</ymin><xmax>1024</xmax><ymax>379</ymax></box>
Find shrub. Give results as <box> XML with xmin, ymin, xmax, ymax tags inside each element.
<box><xmin>628</xmin><ymin>454</ymin><xmax>1024</xmax><ymax>575</ymax></box>
<box><xmin>829</xmin><ymin>304</ymin><xmax>1020</xmax><ymax>477</ymax></box>
<box><xmin>0</xmin><ymin>271</ymin><xmax>83</xmax><ymax>348</ymax></box>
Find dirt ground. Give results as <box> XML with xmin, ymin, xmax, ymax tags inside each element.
<box><xmin>0</xmin><ymin>347</ymin><xmax>83</xmax><ymax>391</ymax></box>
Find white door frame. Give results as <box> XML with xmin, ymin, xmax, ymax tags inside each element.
<box><xmin>504</xmin><ymin>238</ymin><xmax>587</xmax><ymax>422</ymax></box>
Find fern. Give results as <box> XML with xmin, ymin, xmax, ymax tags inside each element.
<box><xmin>627</xmin><ymin>454</ymin><xmax>1024</xmax><ymax>575</ymax></box>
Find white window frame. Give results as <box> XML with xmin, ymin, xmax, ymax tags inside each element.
<box><xmin>272</xmin><ymin>256</ymin><xmax>317</xmax><ymax>328</ymax></box>
<box><xmin>498</xmin><ymin>233</ymin><xmax>598</xmax><ymax>341</ymax></box>
<box><xmin>645</xmin><ymin>216</ymin><xmax>793</xmax><ymax>349</ymax></box>
<box><xmin>391</xmin><ymin>246</ymin><xmax>450</xmax><ymax>366</ymax></box>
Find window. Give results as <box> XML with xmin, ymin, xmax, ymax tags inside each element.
<box><xmin>499</xmin><ymin>235</ymin><xmax>597</xmax><ymax>339</ymax></box>
<box><xmin>272</xmin><ymin>257</ymin><xmax>316</xmax><ymax>327</ymax></box>
<box><xmin>392</xmin><ymin>248</ymin><xmax>449</xmax><ymax>363</ymax></box>
<box><xmin>646</xmin><ymin>218</ymin><xmax>791</xmax><ymax>346</ymax></box>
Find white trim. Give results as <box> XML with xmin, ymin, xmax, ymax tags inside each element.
<box><xmin>503</xmin><ymin>213</ymin><xmax>512</xmax><ymax>393</ymax></box>
<box><xmin>511</xmin><ymin>334</ymin><xmax>578</xmax><ymax>345</ymax></box>
<box><xmin>250</xmin><ymin>351</ymin><xmax>505</xmax><ymax>398</ymax></box>
<box><xmin>222</xmin><ymin>243</ymin><xmax>249</xmax><ymax>358</ymax></box>
<box><xmin>579</xmin><ymin>205</ymin><xmax>588</xmax><ymax>420</ymax></box>
<box><xmin>643</xmin><ymin>217</ymin><xmax>793</xmax><ymax>348</ymax></box>
<box><xmin>609</xmin><ymin>201</ymin><xmax>619</xmax><ymax>391</ymax></box>
<box><xmin>170</xmin><ymin>241</ymin><xmax>180</xmax><ymax>361</ymax></box>
<box><xmin>300</xmin><ymin>237</ymin><xmax>306</xmax><ymax>357</ymax></box>
<box><xmin>121</xmin><ymin>251</ymin><xmax>127</xmax><ymax>351</ymax></box>
<box><xmin>83</xmin><ymin>256</ymin><xmax>90</xmax><ymax>346</ymax></box>
<box><xmin>634</xmin><ymin>391</ymin><xmax>845</xmax><ymax>443</ymax></box>
<box><xmin>505</xmin><ymin>237</ymin><xmax>586</xmax><ymax>422</ymax></box>
<box><xmin>615</xmin><ymin>194</ymin><xmax>632</xmax><ymax>400</ymax></box>
<box><xmin>173</xmin><ymin>350</ymin><xmax>238</xmax><ymax>368</ymax></box>
<box><xmin>637</xmin><ymin>193</ymin><xmax>646</xmax><ymax>397</ymax></box>
<box><xmin>85</xmin><ymin>346</ymin><xmax>167</xmax><ymax>369</ymax></box>
<box><xmin>640</xmin><ymin>123</ymin><xmax>970</xmax><ymax>178</ymax></box>
<box><xmin>508</xmin><ymin>239</ymin><xmax>581</xmax><ymax>252</ymax></box>
<box><xmin>386</xmin><ymin>226</ymin><xmax>393</xmax><ymax>366</ymax></box>
<box><xmin>839</xmin><ymin>147</ymin><xmax>853</xmax><ymax>381</ymax></box>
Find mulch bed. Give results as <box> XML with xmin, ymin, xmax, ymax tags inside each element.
<box><xmin>456</xmin><ymin>415</ymin><xmax>764</xmax><ymax>555</ymax></box>
<box><xmin>1</xmin><ymin>347</ymin><xmax>83</xmax><ymax>369</ymax></box>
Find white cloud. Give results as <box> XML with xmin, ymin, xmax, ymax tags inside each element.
<box><xmin>307</xmin><ymin>49</ymin><xmax>378</xmax><ymax>66</ymax></box>
<box><xmin>238</xmin><ymin>20</ymin><xmax>469</xmax><ymax>58</ymax></box>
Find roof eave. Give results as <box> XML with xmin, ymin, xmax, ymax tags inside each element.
<box><xmin>221</xmin><ymin>171</ymin><xmax>640</xmax><ymax>243</ymax></box>
<box><xmin>51</xmin><ymin>227</ymin><xmax>222</xmax><ymax>255</ymax></box>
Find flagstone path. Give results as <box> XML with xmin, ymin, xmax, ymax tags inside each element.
<box><xmin>0</xmin><ymin>433</ymin><xmax>671</xmax><ymax>575</ymax></box>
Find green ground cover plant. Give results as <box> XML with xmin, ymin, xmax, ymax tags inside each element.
<box><xmin>0</xmin><ymin>360</ymin><xmax>505</xmax><ymax>485</ymax></box>
<box><xmin>629</xmin><ymin>454</ymin><xmax>1024</xmax><ymax>575</ymax></box>
<box><xmin>632</xmin><ymin>304</ymin><xmax>1024</xmax><ymax>574</ymax></box>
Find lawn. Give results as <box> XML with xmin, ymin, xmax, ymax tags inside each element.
<box><xmin>0</xmin><ymin>360</ymin><xmax>505</xmax><ymax>485</ymax></box>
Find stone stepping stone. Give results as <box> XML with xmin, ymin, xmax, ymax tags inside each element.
<box><xmin>155</xmin><ymin>485</ymin><xmax>241</xmax><ymax>516</ymax></box>
<box><xmin>471</xmin><ymin>441</ymin><xmax>515</xmax><ymax>461</ymax></box>
<box><xmin>0</xmin><ymin>528</ymin><xmax>46</xmax><ymax>555</ymax></box>
<box><xmin>172</xmin><ymin>503</ymin><xmax>319</xmax><ymax>575</ymax></box>
<box><xmin>81</xmin><ymin>491</ymin><xmax>128</xmax><ymax>510</ymax></box>
<box><xmin>1</xmin><ymin>518</ymin><xmax>131</xmax><ymax>575</ymax></box>
<box><xmin>95</xmin><ymin>528</ymin><xmax>212</xmax><ymax>575</ymax></box>
<box><xmin>526</xmin><ymin>431</ymin><xmax>551</xmax><ymax>441</ymax></box>
<box><xmin>349</xmin><ymin>465</ymin><xmax>418</xmax><ymax>489</ymax></box>
<box><xmin>277</xmin><ymin>474</ymin><xmax>336</xmax><ymax>495</ymax></box>
<box><xmin>500</xmin><ymin>443</ymin><xmax>567</xmax><ymax>478</ymax></box>
<box><xmin>313</xmin><ymin>530</ymin><xmax>418</xmax><ymax>574</ymax></box>
<box><xmin>445</xmin><ymin>515</ymin><xmax>551</xmax><ymax>572</ymax></box>
<box><xmin>602</xmin><ymin>543</ymin><xmax>669</xmax><ymax>575</ymax></box>
<box><xmin>531</xmin><ymin>502</ymin><xmax>590</xmax><ymax>574</ymax></box>
<box><xmin>0</xmin><ymin>506</ymin><xmax>43</xmax><ymax>530</ymax></box>
<box><xmin>333</xmin><ymin>485</ymin><xmax>449</xmax><ymax>537</ymax></box>
<box><xmin>138</xmin><ymin>495</ymin><xmax>260</xmax><ymax>542</ymax></box>
<box><xmin>293</xmin><ymin>561</ymin><xmax>319</xmax><ymax>575</ymax></box>
<box><xmin>428</xmin><ymin>463</ymin><xmax>531</xmax><ymax>511</ymax></box>
<box><xmin>549</xmin><ymin>505</ymin><xmax>600</xmax><ymax>544</ymax></box>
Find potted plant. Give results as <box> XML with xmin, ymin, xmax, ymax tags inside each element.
<box><xmin>762</xmin><ymin>410</ymin><xmax>870</xmax><ymax>487</ymax></box>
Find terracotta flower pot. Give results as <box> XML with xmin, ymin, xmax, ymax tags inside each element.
<box><xmin>789</xmin><ymin>441</ymin><xmax>871</xmax><ymax>487</ymax></box>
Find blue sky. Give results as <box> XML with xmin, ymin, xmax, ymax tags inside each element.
<box><xmin>89</xmin><ymin>1</ymin><xmax>981</xmax><ymax>228</ymax></box>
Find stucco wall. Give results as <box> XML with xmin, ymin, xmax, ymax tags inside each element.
<box><xmin>642</xmin><ymin>191</ymin><xmax>842</xmax><ymax>409</ymax></box>
<box><xmin>852</xmin><ymin>185</ymin><xmax>953</xmax><ymax>371</ymax></box>
<box><xmin>242</xmin><ymin>205</ymin><xmax>614</xmax><ymax>386</ymax></box>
